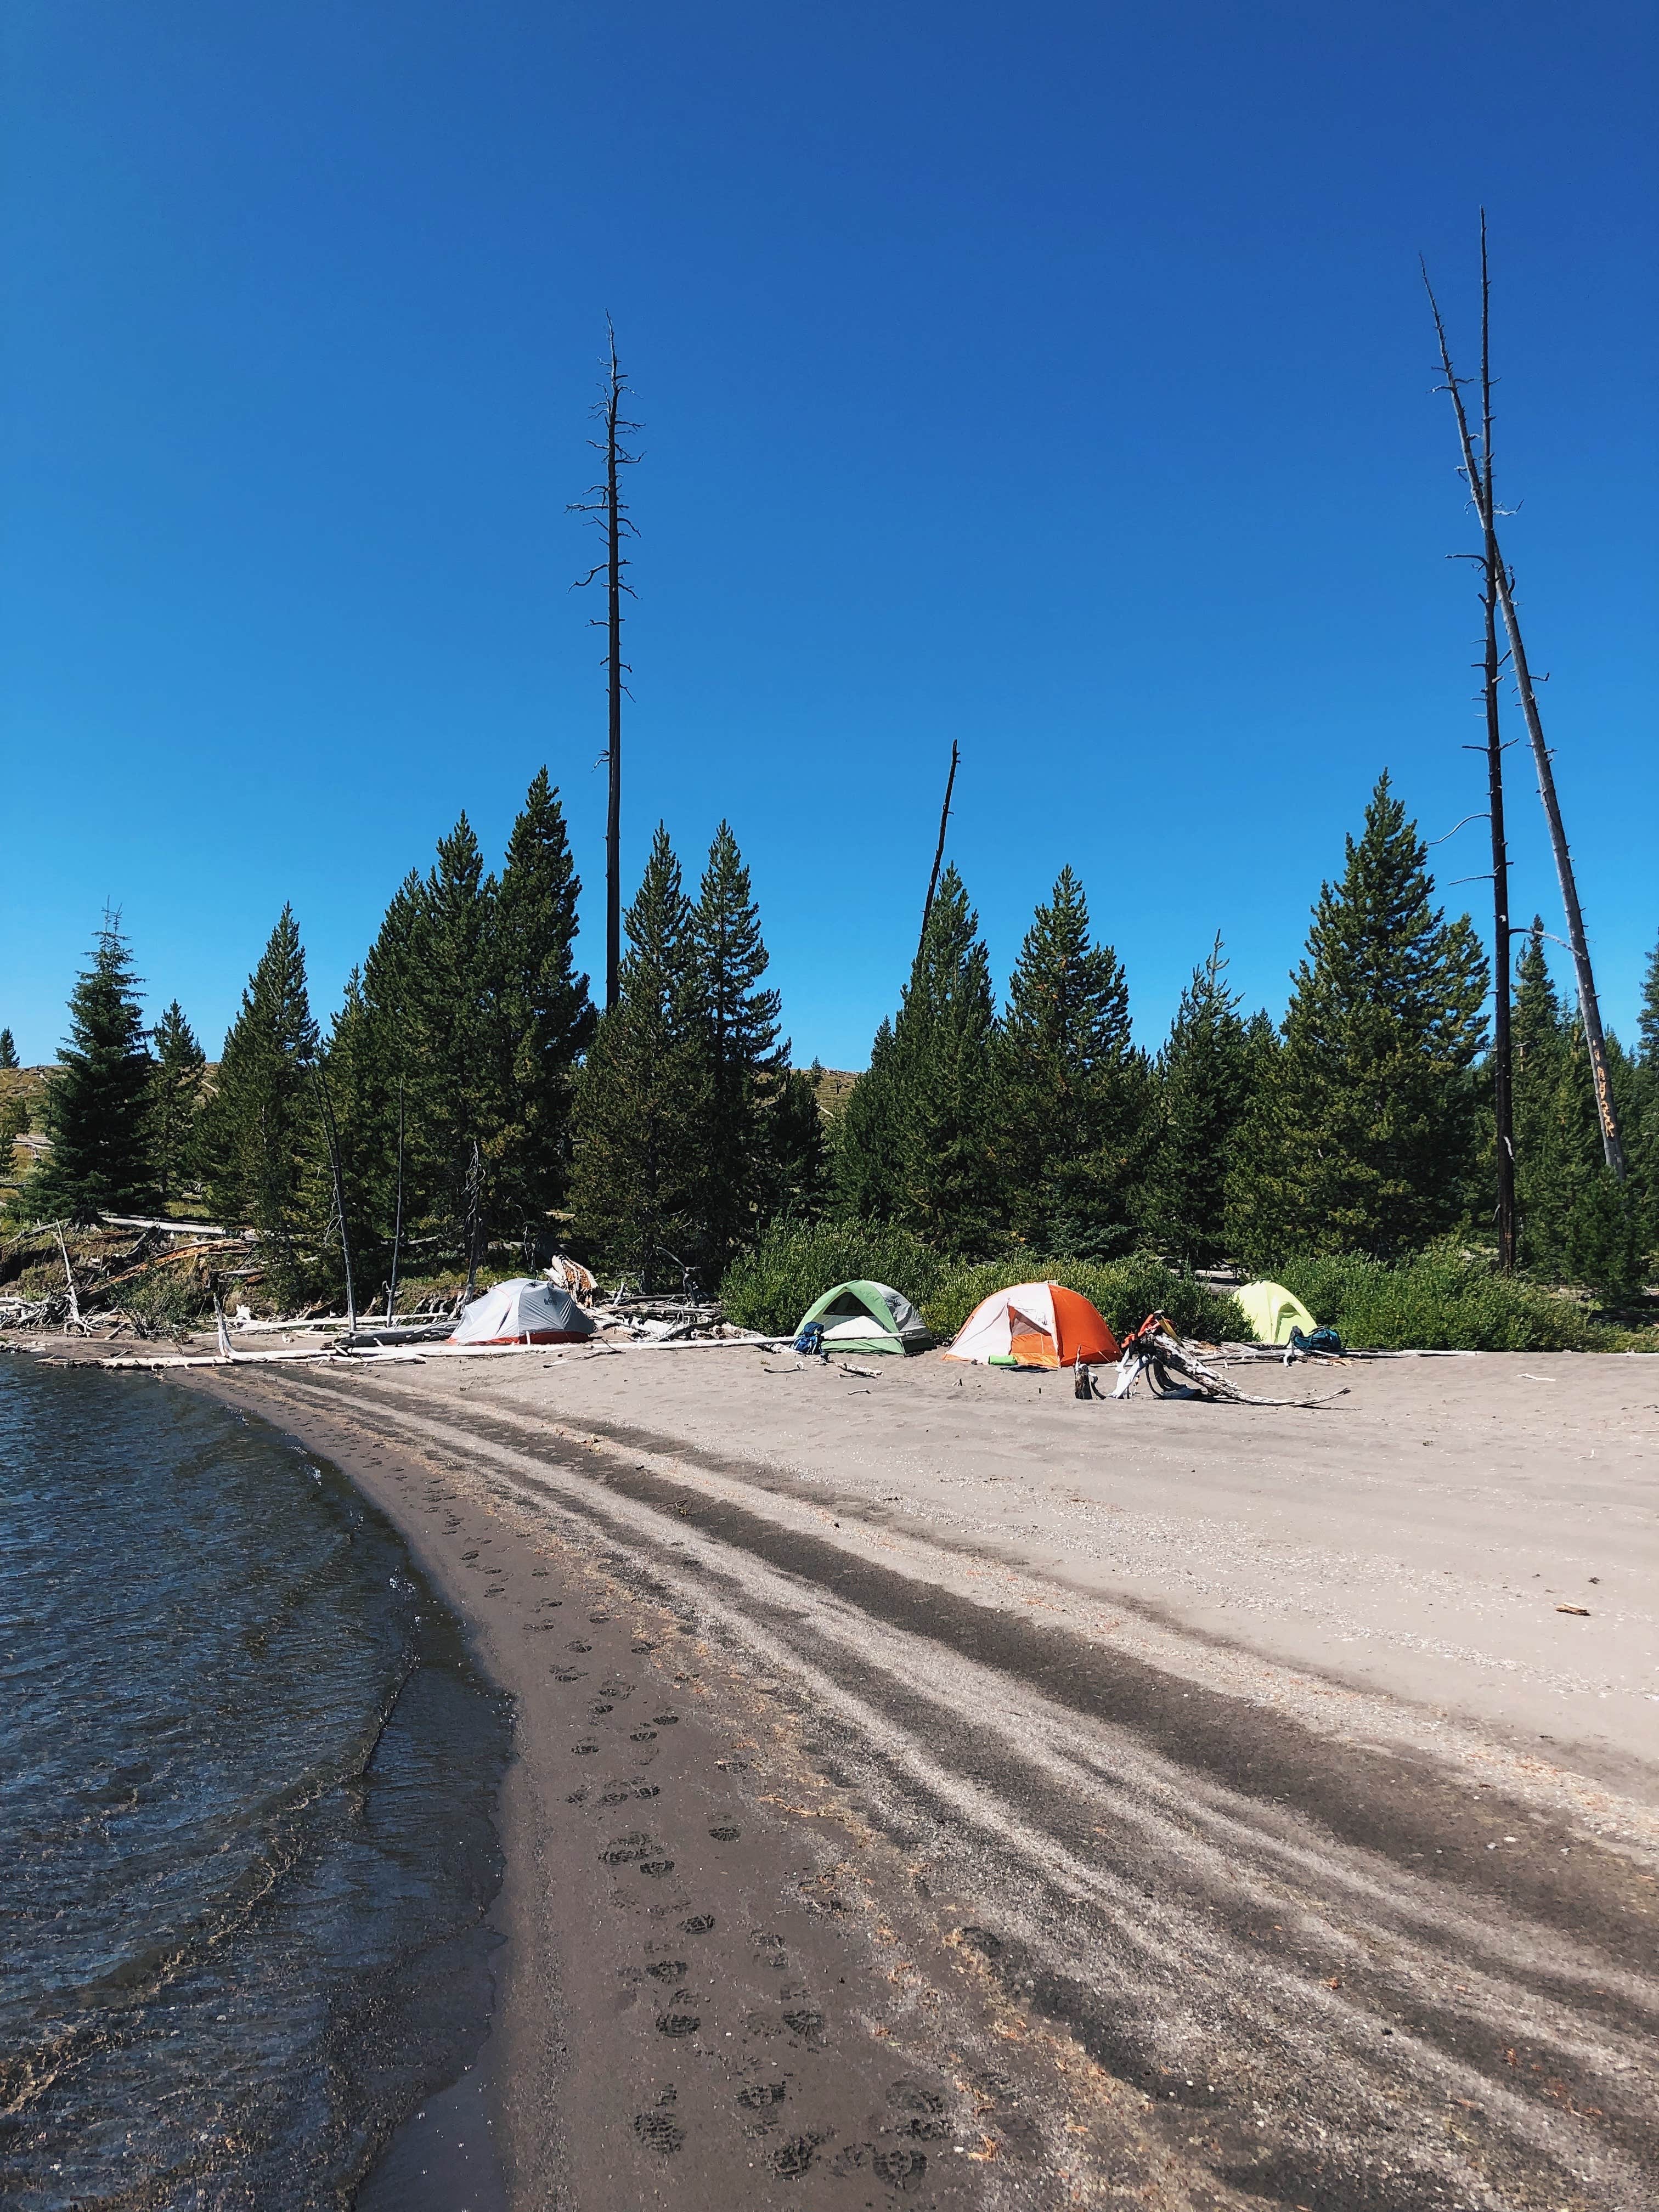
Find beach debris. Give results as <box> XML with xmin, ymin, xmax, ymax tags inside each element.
<box><xmin>1113</xmin><ymin>1313</ymin><xmax>1350</xmax><ymax>1409</ymax></box>
<box><xmin>1555</xmin><ymin>1602</ymin><xmax>1590</xmax><ymax>1617</ymax></box>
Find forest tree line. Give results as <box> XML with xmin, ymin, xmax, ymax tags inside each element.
<box><xmin>7</xmin><ymin>768</ymin><xmax>1658</xmax><ymax>1304</ymax></box>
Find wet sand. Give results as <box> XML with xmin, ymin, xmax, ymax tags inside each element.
<box><xmin>163</xmin><ymin>1344</ymin><xmax>1659</xmax><ymax>2209</ymax></box>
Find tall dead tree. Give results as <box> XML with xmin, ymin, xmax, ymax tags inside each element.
<box><xmin>917</xmin><ymin>741</ymin><xmax>960</xmax><ymax>957</ymax></box>
<box><xmin>1424</xmin><ymin>227</ymin><xmax>1626</xmax><ymax>1179</ymax></box>
<box><xmin>1460</xmin><ymin>223</ymin><xmax>1516</xmax><ymax>1266</ymax></box>
<box><xmin>572</xmin><ymin>320</ymin><xmax>641</xmax><ymax>1011</ymax></box>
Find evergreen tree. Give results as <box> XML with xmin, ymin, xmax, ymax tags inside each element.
<box><xmin>832</xmin><ymin>1016</ymin><xmax>904</xmax><ymax>1222</ymax></box>
<box><xmin>689</xmin><ymin>822</ymin><xmax>785</xmax><ymax>1272</ymax></box>
<box><xmin>1143</xmin><ymin>935</ymin><xmax>1254</xmax><ymax>1266</ymax></box>
<box><xmin>832</xmin><ymin>873</ymin><xmax>1001</xmax><ymax>1250</ymax></box>
<box><xmin>149</xmin><ymin>1001</ymin><xmax>206</xmax><ymax>1210</ymax></box>
<box><xmin>763</xmin><ymin>1064</ymin><xmax>829</xmax><ymax>1226</ymax></box>
<box><xmin>995</xmin><ymin>866</ymin><xmax>1149</xmax><ymax>1257</ymax></box>
<box><xmin>1227</xmin><ymin>775</ymin><xmax>1488</xmax><ymax>1260</ymax></box>
<box><xmin>0</xmin><ymin>1029</ymin><xmax>18</xmax><ymax>1069</ymax></box>
<box><xmin>404</xmin><ymin>815</ymin><xmax>497</xmax><ymax>1274</ymax></box>
<box><xmin>23</xmin><ymin>917</ymin><xmax>155</xmax><ymax>1220</ymax></box>
<box><xmin>199</xmin><ymin>907</ymin><xmax>320</xmax><ymax>1260</ymax></box>
<box><xmin>1510</xmin><ymin>921</ymin><xmax>1639</xmax><ymax>1292</ymax></box>
<box><xmin>569</xmin><ymin>827</ymin><xmax>708</xmax><ymax>1284</ymax></box>
<box><xmin>895</xmin><ymin>868</ymin><xmax>1001</xmax><ymax>1251</ymax></box>
<box><xmin>488</xmin><ymin>771</ymin><xmax>595</xmax><ymax>1253</ymax></box>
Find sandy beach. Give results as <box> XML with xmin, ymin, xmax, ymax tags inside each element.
<box><xmin>134</xmin><ymin>1340</ymin><xmax>1659</xmax><ymax>2208</ymax></box>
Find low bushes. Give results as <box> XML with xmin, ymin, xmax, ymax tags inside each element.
<box><xmin>720</xmin><ymin>1222</ymin><xmax>1245</xmax><ymax>1345</ymax></box>
<box><xmin>720</xmin><ymin>1222</ymin><xmax>949</xmax><ymax>1336</ymax></box>
<box><xmin>1267</xmin><ymin>1246</ymin><xmax>1598</xmax><ymax>1352</ymax></box>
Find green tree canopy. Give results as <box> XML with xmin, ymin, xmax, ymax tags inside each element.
<box><xmin>199</xmin><ymin>906</ymin><xmax>319</xmax><ymax>1262</ymax></box>
<box><xmin>487</xmin><ymin>770</ymin><xmax>595</xmax><ymax>1251</ymax></box>
<box><xmin>0</xmin><ymin>1029</ymin><xmax>18</xmax><ymax>1070</ymax></box>
<box><xmin>1229</xmin><ymin>775</ymin><xmax>1488</xmax><ymax>1259</ymax></box>
<box><xmin>1143</xmin><ymin>935</ymin><xmax>1255</xmax><ymax>1266</ymax></box>
<box><xmin>689</xmin><ymin>821</ymin><xmax>786</xmax><ymax>1272</ymax></box>
<box><xmin>24</xmin><ymin>917</ymin><xmax>156</xmax><ymax>1221</ymax></box>
<box><xmin>569</xmin><ymin>826</ymin><xmax>709</xmax><ymax>1285</ymax></box>
<box><xmin>1510</xmin><ymin>921</ymin><xmax>1640</xmax><ymax>1293</ymax></box>
<box><xmin>149</xmin><ymin>1001</ymin><xmax>206</xmax><ymax>1210</ymax></box>
<box><xmin>996</xmin><ymin>865</ymin><xmax>1151</xmax><ymax>1257</ymax></box>
<box><xmin>834</xmin><ymin>868</ymin><xmax>999</xmax><ymax>1253</ymax></box>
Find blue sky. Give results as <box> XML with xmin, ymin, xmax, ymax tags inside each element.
<box><xmin>3</xmin><ymin>0</ymin><xmax>1654</xmax><ymax>1068</ymax></box>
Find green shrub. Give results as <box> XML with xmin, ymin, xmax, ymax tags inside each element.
<box><xmin>119</xmin><ymin>1262</ymin><xmax>212</xmax><ymax>1338</ymax></box>
<box><xmin>1267</xmin><ymin>1245</ymin><xmax>1596</xmax><ymax>1352</ymax></box>
<box><xmin>922</xmin><ymin>1252</ymin><xmax>1246</xmax><ymax>1345</ymax></box>
<box><xmin>721</xmin><ymin>1225</ymin><xmax>1245</xmax><ymax>1346</ymax></box>
<box><xmin>720</xmin><ymin>1221</ymin><xmax>950</xmax><ymax>1335</ymax></box>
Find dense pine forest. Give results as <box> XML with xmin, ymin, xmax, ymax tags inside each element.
<box><xmin>4</xmin><ymin>769</ymin><xmax>1657</xmax><ymax>1324</ymax></box>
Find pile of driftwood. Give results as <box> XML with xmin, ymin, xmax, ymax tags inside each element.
<box><xmin>1105</xmin><ymin>1314</ymin><xmax>1350</xmax><ymax>1409</ymax></box>
<box><xmin>1</xmin><ymin>1219</ymin><xmax>253</xmax><ymax>1340</ymax></box>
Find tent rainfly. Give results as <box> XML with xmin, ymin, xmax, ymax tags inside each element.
<box><xmin>945</xmin><ymin>1280</ymin><xmax>1119</xmax><ymax>1369</ymax></box>
<box><xmin>794</xmin><ymin>1280</ymin><xmax>932</xmax><ymax>1356</ymax></box>
<box><xmin>449</xmin><ymin>1278</ymin><xmax>596</xmax><ymax>1346</ymax></box>
<box><xmin>1234</xmin><ymin>1280</ymin><xmax>1317</xmax><ymax>1347</ymax></box>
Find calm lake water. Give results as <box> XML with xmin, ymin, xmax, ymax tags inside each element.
<box><xmin>0</xmin><ymin>1356</ymin><xmax>509</xmax><ymax>2209</ymax></box>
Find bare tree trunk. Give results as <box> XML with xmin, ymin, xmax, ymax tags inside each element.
<box><xmin>571</xmin><ymin>322</ymin><xmax>641</xmax><ymax>1014</ymax></box>
<box><xmin>54</xmin><ymin>1222</ymin><xmax>83</xmax><ymax>1332</ymax></box>
<box><xmin>1423</xmin><ymin>227</ymin><xmax>1625</xmax><ymax>1178</ymax></box>
<box><xmin>1477</xmin><ymin>240</ymin><xmax>1516</xmax><ymax>1268</ymax></box>
<box><xmin>604</xmin><ymin>333</ymin><xmax>624</xmax><ymax>1012</ymax></box>
<box><xmin>917</xmin><ymin>741</ymin><xmax>960</xmax><ymax>956</ymax></box>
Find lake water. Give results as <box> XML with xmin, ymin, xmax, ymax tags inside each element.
<box><xmin>0</xmin><ymin>1356</ymin><xmax>510</xmax><ymax>2209</ymax></box>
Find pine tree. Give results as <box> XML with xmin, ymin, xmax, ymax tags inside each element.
<box><xmin>832</xmin><ymin>1017</ymin><xmax>904</xmax><ymax>1222</ymax></box>
<box><xmin>1228</xmin><ymin>775</ymin><xmax>1488</xmax><ymax>1260</ymax></box>
<box><xmin>0</xmin><ymin>1029</ymin><xmax>18</xmax><ymax>1069</ymax></box>
<box><xmin>488</xmin><ymin>771</ymin><xmax>595</xmax><ymax>1254</ymax></box>
<box><xmin>893</xmin><ymin>867</ymin><xmax>1000</xmax><ymax>1252</ymax></box>
<box><xmin>24</xmin><ymin>917</ymin><xmax>156</xmax><ymax>1220</ymax></box>
<box><xmin>689</xmin><ymin>822</ymin><xmax>786</xmax><ymax>1272</ymax></box>
<box><xmin>1143</xmin><ymin>935</ymin><xmax>1254</xmax><ymax>1266</ymax></box>
<box><xmin>1510</xmin><ymin>921</ymin><xmax>1639</xmax><ymax>1292</ymax></box>
<box><xmin>405</xmin><ymin>816</ymin><xmax>498</xmax><ymax>1278</ymax></box>
<box><xmin>149</xmin><ymin>1001</ymin><xmax>206</xmax><ymax>1210</ymax></box>
<box><xmin>569</xmin><ymin>827</ymin><xmax>709</xmax><ymax>1285</ymax></box>
<box><xmin>199</xmin><ymin>907</ymin><xmax>320</xmax><ymax>1260</ymax></box>
<box><xmin>995</xmin><ymin>866</ymin><xmax>1149</xmax><ymax>1257</ymax></box>
<box><xmin>763</xmin><ymin>1064</ymin><xmax>829</xmax><ymax>1226</ymax></box>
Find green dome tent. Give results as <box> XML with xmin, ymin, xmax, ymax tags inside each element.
<box><xmin>1235</xmin><ymin>1279</ymin><xmax>1317</xmax><ymax>1346</ymax></box>
<box><xmin>794</xmin><ymin>1280</ymin><xmax>932</xmax><ymax>1356</ymax></box>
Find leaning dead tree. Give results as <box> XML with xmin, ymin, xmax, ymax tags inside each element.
<box><xmin>917</xmin><ymin>740</ymin><xmax>960</xmax><ymax>955</ymax></box>
<box><xmin>1423</xmin><ymin>228</ymin><xmax>1625</xmax><ymax>1178</ymax></box>
<box><xmin>571</xmin><ymin>319</ymin><xmax>642</xmax><ymax>1012</ymax></box>
<box><xmin>1449</xmin><ymin>217</ymin><xmax>1517</xmax><ymax>1265</ymax></box>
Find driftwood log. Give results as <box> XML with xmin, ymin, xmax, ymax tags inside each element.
<box><xmin>1111</xmin><ymin>1326</ymin><xmax>1349</xmax><ymax>1410</ymax></box>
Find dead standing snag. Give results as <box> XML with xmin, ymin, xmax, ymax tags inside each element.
<box><xmin>1423</xmin><ymin>228</ymin><xmax>1625</xmax><ymax>1179</ymax></box>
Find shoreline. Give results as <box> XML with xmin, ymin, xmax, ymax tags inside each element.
<box><xmin>15</xmin><ymin>1337</ymin><xmax>1659</xmax><ymax>2207</ymax></box>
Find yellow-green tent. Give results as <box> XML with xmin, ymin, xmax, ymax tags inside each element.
<box><xmin>1235</xmin><ymin>1280</ymin><xmax>1316</xmax><ymax>1345</ymax></box>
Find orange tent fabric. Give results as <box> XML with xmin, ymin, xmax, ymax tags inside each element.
<box><xmin>946</xmin><ymin>1280</ymin><xmax>1120</xmax><ymax>1368</ymax></box>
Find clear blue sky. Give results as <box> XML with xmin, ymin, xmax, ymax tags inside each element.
<box><xmin>3</xmin><ymin>0</ymin><xmax>1654</xmax><ymax>1069</ymax></box>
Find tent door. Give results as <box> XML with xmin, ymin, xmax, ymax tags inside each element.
<box><xmin>1007</xmin><ymin>1306</ymin><xmax>1058</xmax><ymax>1369</ymax></box>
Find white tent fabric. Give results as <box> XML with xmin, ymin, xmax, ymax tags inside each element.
<box><xmin>448</xmin><ymin>1278</ymin><xmax>596</xmax><ymax>1346</ymax></box>
<box><xmin>946</xmin><ymin>1280</ymin><xmax>1058</xmax><ymax>1364</ymax></box>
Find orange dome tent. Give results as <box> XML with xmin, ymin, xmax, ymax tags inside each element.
<box><xmin>944</xmin><ymin>1280</ymin><xmax>1120</xmax><ymax>1370</ymax></box>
